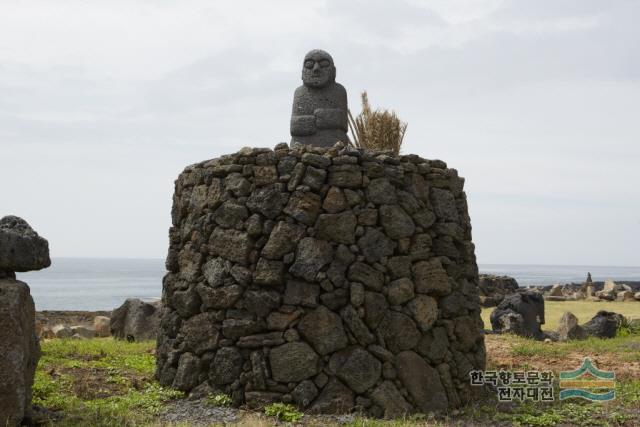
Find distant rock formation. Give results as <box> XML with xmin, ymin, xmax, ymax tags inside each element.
<box><xmin>110</xmin><ymin>298</ymin><xmax>162</xmax><ymax>341</ymax></box>
<box><xmin>478</xmin><ymin>274</ymin><xmax>519</xmax><ymax>307</ymax></box>
<box><xmin>0</xmin><ymin>216</ymin><xmax>49</xmax><ymax>426</ymax></box>
<box><xmin>490</xmin><ymin>292</ymin><xmax>545</xmax><ymax>340</ymax></box>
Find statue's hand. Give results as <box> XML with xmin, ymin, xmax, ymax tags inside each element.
<box><xmin>314</xmin><ymin>108</ymin><xmax>347</xmax><ymax>131</ymax></box>
<box><xmin>290</xmin><ymin>115</ymin><xmax>316</xmax><ymax>136</ymax></box>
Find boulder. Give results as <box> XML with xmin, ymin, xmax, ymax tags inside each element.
<box><xmin>0</xmin><ymin>216</ymin><xmax>50</xmax><ymax>272</ymax></box>
<box><xmin>490</xmin><ymin>292</ymin><xmax>545</xmax><ymax>339</ymax></box>
<box><xmin>110</xmin><ymin>298</ymin><xmax>162</xmax><ymax>341</ymax></box>
<box><xmin>616</xmin><ymin>290</ymin><xmax>635</xmax><ymax>302</ymax></box>
<box><xmin>477</xmin><ymin>274</ymin><xmax>519</xmax><ymax>307</ymax></box>
<box><xmin>51</xmin><ymin>324</ymin><xmax>73</xmax><ymax>339</ymax></box>
<box><xmin>93</xmin><ymin>316</ymin><xmax>111</xmax><ymax>337</ymax></box>
<box><xmin>548</xmin><ymin>284</ymin><xmax>564</xmax><ymax>297</ymax></box>
<box><xmin>0</xmin><ymin>279</ymin><xmax>40</xmax><ymax>426</ymax></box>
<box><xmin>581</xmin><ymin>311</ymin><xmax>623</xmax><ymax>338</ymax></box>
<box><xmin>71</xmin><ymin>325</ymin><xmax>95</xmax><ymax>339</ymax></box>
<box><xmin>556</xmin><ymin>312</ymin><xmax>586</xmax><ymax>341</ymax></box>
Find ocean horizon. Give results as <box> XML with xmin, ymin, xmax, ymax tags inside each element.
<box><xmin>18</xmin><ymin>257</ymin><xmax>640</xmax><ymax>311</ymax></box>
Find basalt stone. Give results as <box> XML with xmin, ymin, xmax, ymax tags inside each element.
<box><xmin>396</xmin><ymin>351</ymin><xmax>448</xmax><ymax>412</ymax></box>
<box><xmin>222</xmin><ymin>318</ymin><xmax>265</xmax><ymax>339</ymax></box>
<box><xmin>211</xmin><ymin>347</ymin><xmax>243</xmax><ymax>385</ymax></box>
<box><xmin>333</xmin><ymin>347</ymin><xmax>381</xmax><ymax>393</ymax></box>
<box><xmin>387</xmin><ymin>278</ymin><xmax>415</xmax><ymax>306</ymax></box>
<box><xmin>253</xmin><ymin>258</ymin><xmax>285</xmax><ymax>286</ymax></box>
<box><xmin>111</xmin><ymin>298</ymin><xmax>162</xmax><ymax>341</ymax></box>
<box><xmin>370</xmin><ymin>381</ymin><xmax>412</xmax><ymax>418</ymax></box>
<box><xmin>366</xmin><ymin>178</ymin><xmax>397</xmax><ymax>204</ymax></box>
<box><xmin>246</xmin><ymin>185</ymin><xmax>286</xmax><ymax>219</ymax></box>
<box><xmin>158</xmin><ymin>143</ymin><xmax>483</xmax><ymax>414</ymax></box>
<box><xmin>413</xmin><ymin>259</ymin><xmax>452</xmax><ymax>296</ymax></box>
<box><xmin>284</xmin><ymin>280</ymin><xmax>320</xmax><ymax>307</ymax></box>
<box><xmin>210</xmin><ymin>229</ymin><xmax>252</xmax><ymax>265</ymax></box>
<box><xmin>379</xmin><ymin>205</ymin><xmax>415</xmax><ymax>239</ymax></box>
<box><xmin>213</xmin><ymin>201</ymin><xmax>248</xmax><ymax>228</ymax></box>
<box><xmin>309</xmin><ymin>377</ymin><xmax>355</xmax><ymax>414</ymax></box>
<box><xmin>202</xmin><ymin>258</ymin><xmax>229</xmax><ymax>287</ymax></box>
<box><xmin>348</xmin><ymin>262</ymin><xmax>384</xmax><ymax>291</ymax></box>
<box><xmin>302</xmin><ymin>166</ymin><xmax>327</xmax><ymax>191</ymax></box>
<box><xmin>326</xmin><ymin>244</ymin><xmax>355</xmax><ymax>287</ymax></box>
<box><xmin>0</xmin><ymin>279</ymin><xmax>40</xmax><ymax>426</ymax></box>
<box><xmin>284</xmin><ymin>191</ymin><xmax>322</xmax><ymax>225</ymax></box>
<box><xmin>357</xmin><ymin>228</ymin><xmax>396</xmax><ymax>263</ymax></box>
<box><xmin>0</xmin><ymin>216</ymin><xmax>51</xmax><ymax>272</ymax></box>
<box><xmin>329</xmin><ymin>165</ymin><xmax>362</xmax><ymax>188</ymax></box>
<box><xmin>341</xmin><ymin>305</ymin><xmax>375</xmax><ymax>345</ymax></box>
<box><xmin>289</xmin><ymin>237</ymin><xmax>333</xmax><ymax>282</ymax></box>
<box><xmin>407</xmin><ymin>294</ymin><xmax>438</xmax><ymax>331</ymax></box>
<box><xmin>243</xmin><ymin>290</ymin><xmax>281</xmax><ymax>317</ymax></box>
<box><xmin>173</xmin><ymin>352</ymin><xmax>201</xmax><ymax>391</ymax></box>
<box><xmin>298</xmin><ymin>306</ymin><xmax>348</xmax><ymax>355</ymax></box>
<box><xmin>364</xmin><ymin>291</ymin><xmax>388</xmax><ymax>329</ymax></box>
<box><xmin>378</xmin><ymin>311</ymin><xmax>420</xmax><ymax>353</ymax></box>
<box><xmin>322</xmin><ymin>187</ymin><xmax>348</xmax><ymax>213</ymax></box>
<box><xmin>197</xmin><ymin>283</ymin><xmax>243</xmax><ymax>310</ymax></box>
<box><xmin>237</xmin><ymin>331</ymin><xmax>284</xmax><ymax>348</ymax></box>
<box><xmin>315</xmin><ymin>211</ymin><xmax>357</xmax><ymax>244</ymax></box>
<box><xmin>262</xmin><ymin>221</ymin><xmax>305</xmax><ymax>260</ymax></box>
<box><xmin>181</xmin><ymin>312</ymin><xmax>220</xmax><ymax>354</ymax></box>
<box><xmin>292</xmin><ymin>380</ymin><xmax>318</xmax><ymax>408</ymax></box>
<box><xmin>417</xmin><ymin>327</ymin><xmax>449</xmax><ymax>363</ymax></box>
<box><xmin>269</xmin><ymin>342</ymin><xmax>319</xmax><ymax>382</ymax></box>
<box><xmin>430</xmin><ymin>188</ymin><xmax>459</xmax><ymax>222</ymax></box>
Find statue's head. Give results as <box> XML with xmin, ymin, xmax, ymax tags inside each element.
<box><xmin>301</xmin><ymin>49</ymin><xmax>336</xmax><ymax>88</ymax></box>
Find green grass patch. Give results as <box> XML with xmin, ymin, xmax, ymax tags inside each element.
<box><xmin>481</xmin><ymin>300</ymin><xmax>640</xmax><ymax>332</ymax></box>
<box><xmin>35</xmin><ymin>338</ymin><xmax>182</xmax><ymax>426</ymax></box>
<box><xmin>264</xmin><ymin>402</ymin><xmax>304</xmax><ymax>422</ymax></box>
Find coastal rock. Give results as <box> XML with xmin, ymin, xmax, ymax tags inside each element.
<box><xmin>110</xmin><ymin>298</ymin><xmax>162</xmax><ymax>341</ymax></box>
<box><xmin>581</xmin><ymin>311</ymin><xmax>623</xmax><ymax>338</ymax></box>
<box><xmin>557</xmin><ymin>312</ymin><xmax>586</xmax><ymax>341</ymax></box>
<box><xmin>490</xmin><ymin>292</ymin><xmax>545</xmax><ymax>340</ymax></box>
<box><xmin>0</xmin><ymin>216</ymin><xmax>50</xmax><ymax>273</ymax></box>
<box><xmin>93</xmin><ymin>316</ymin><xmax>111</xmax><ymax>337</ymax></box>
<box><xmin>0</xmin><ymin>279</ymin><xmax>40</xmax><ymax>426</ymax></box>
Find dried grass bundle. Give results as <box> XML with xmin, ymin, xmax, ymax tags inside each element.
<box><xmin>348</xmin><ymin>91</ymin><xmax>407</xmax><ymax>154</ymax></box>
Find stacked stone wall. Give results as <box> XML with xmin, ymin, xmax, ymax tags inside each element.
<box><xmin>156</xmin><ymin>142</ymin><xmax>485</xmax><ymax>416</ymax></box>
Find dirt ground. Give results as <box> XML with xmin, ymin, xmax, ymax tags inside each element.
<box><xmin>485</xmin><ymin>334</ymin><xmax>640</xmax><ymax>380</ymax></box>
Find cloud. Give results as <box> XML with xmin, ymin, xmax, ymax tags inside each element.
<box><xmin>0</xmin><ymin>0</ymin><xmax>638</xmax><ymax>265</ymax></box>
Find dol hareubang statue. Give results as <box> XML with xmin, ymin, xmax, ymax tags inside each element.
<box><xmin>290</xmin><ymin>49</ymin><xmax>350</xmax><ymax>147</ymax></box>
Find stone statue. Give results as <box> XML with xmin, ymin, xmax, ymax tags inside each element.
<box><xmin>290</xmin><ymin>49</ymin><xmax>349</xmax><ymax>147</ymax></box>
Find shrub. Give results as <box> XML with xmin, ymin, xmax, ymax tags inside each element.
<box><xmin>264</xmin><ymin>402</ymin><xmax>304</xmax><ymax>422</ymax></box>
<box><xmin>348</xmin><ymin>91</ymin><xmax>407</xmax><ymax>154</ymax></box>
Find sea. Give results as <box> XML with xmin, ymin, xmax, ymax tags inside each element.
<box><xmin>16</xmin><ymin>258</ymin><xmax>640</xmax><ymax>311</ymax></box>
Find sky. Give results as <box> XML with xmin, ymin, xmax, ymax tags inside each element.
<box><xmin>1</xmin><ymin>0</ymin><xmax>638</xmax><ymax>266</ymax></box>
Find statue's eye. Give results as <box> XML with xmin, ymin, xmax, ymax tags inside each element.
<box><xmin>304</xmin><ymin>60</ymin><xmax>314</xmax><ymax>69</ymax></box>
<box><xmin>320</xmin><ymin>60</ymin><xmax>330</xmax><ymax>67</ymax></box>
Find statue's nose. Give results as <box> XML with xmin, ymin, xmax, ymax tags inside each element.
<box><xmin>313</xmin><ymin>62</ymin><xmax>320</xmax><ymax>73</ymax></box>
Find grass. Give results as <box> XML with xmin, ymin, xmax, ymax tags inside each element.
<box><xmin>481</xmin><ymin>300</ymin><xmax>640</xmax><ymax>331</ymax></box>
<box><xmin>35</xmin><ymin>310</ymin><xmax>639</xmax><ymax>426</ymax></box>
<box><xmin>34</xmin><ymin>338</ymin><xmax>182</xmax><ymax>426</ymax></box>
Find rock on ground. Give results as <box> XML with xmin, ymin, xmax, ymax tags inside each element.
<box><xmin>490</xmin><ymin>292</ymin><xmax>545</xmax><ymax>340</ymax></box>
<box><xmin>0</xmin><ymin>279</ymin><xmax>41</xmax><ymax>426</ymax></box>
<box><xmin>110</xmin><ymin>298</ymin><xmax>162</xmax><ymax>341</ymax></box>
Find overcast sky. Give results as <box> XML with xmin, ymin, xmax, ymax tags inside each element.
<box><xmin>1</xmin><ymin>0</ymin><xmax>638</xmax><ymax>266</ymax></box>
